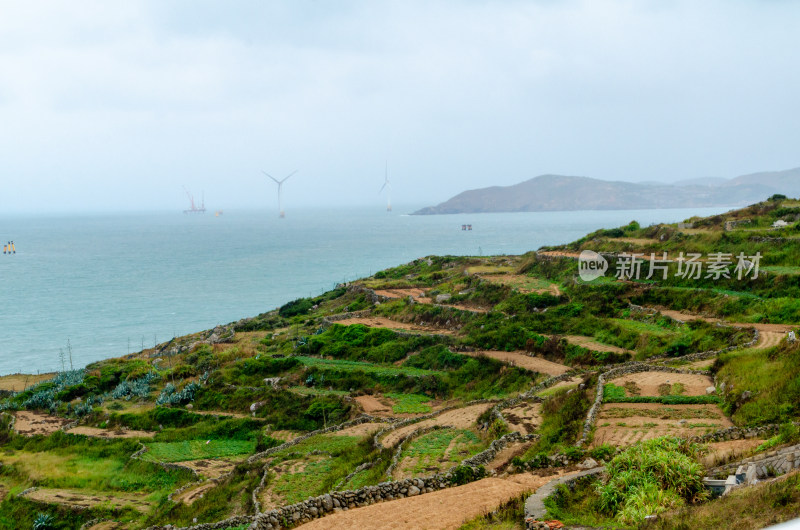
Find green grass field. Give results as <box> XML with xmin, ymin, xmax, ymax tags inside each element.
<box><xmin>385</xmin><ymin>393</ymin><xmax>432</xmax><ymax>414</ymax></box>
<box><xmin>141</xmin><ymin>440</ymin><xmax>255</xmax><ymax>463</ymax></box>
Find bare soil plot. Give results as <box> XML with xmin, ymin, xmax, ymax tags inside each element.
<box><xmin>355</xmin><ymin>395</ymin><xmax>394</xmax><ymax>416</ymax></box>
<box><xmin>173</xmin><ymin>481</ymin><xmax>218</xmax><ymax>505</ymax></box>
<box><xmin>562</xmin><ymin>335</ymin><xmax>630</xmax><ymax>355</ymax></box>
<box><xmin>460</xmin><ymin>350</ymin><xmax>569</xmax><ymax>376</ymax></box>
<box><xmin>295</xmin><ymin>471</ymin><xmax>569</xmax><ymax>530</ymax></box>
<box><xmin>486</xmin><ymin>441</ymin><xmax>534</xmax><ymax>473</ymax></box>
<box><xmin>14</xmin><ymin>411</ymin><xmax>70</xmax><ymax>436</ymax></box>
<box><xmin>702</xmin><ymin>439</ymin><xmax>766</xmax><ymax>468</ymax></box>
<box><xmin>502</xmin><ymin>402</ymin><xmax>542</xmax><ymax>435</ymax></box>
<box><xmin>609</xmin><ymin>372</ymin><xmax>714</xmax><ymax>397</ymax></box>
<box><xmin>66</xmin><ymin>426</ymin><xmax>155</xmax><ymax>439</ymax></box>
<box><xmin>177</xmin><ymin>458</ymin><xmax>239</xmax><ymax>479</ymax></box>
<box><xmin>374</xmin><ymin>288</ymin><xmax>428</xmax><ymax>301</ymax></box>
<box><xmin>335</xmin><ymin>422</ymin><xmax>387</xmax><ymax>438</ymax></box>
<box><xmin>335</xmin><ymin>317</ymin><xmax>454</xmax><ymax>336</ymax></box>
<box><xmin>381</xmin><ymin>404</ymin><xmax>493</xmax><ymax>448</ymax></box>
<box><xmin>0</xmin><ymin>372</ymin><xmax>55</xmax><ymax>392</ymax></box>
<box><xmin>592</xmin><ymin>403</ymin><xmax>733</xmax><ymax>448</ymax></box>
<box><xmin>24</xmin><ymin>488</ymin><xmax>151</xmax><ymax>512</ymax></box>
<box><xmin>477</xmin><ymin>274</ymin><xmax>561</xmax><ymax>296</ymax></box>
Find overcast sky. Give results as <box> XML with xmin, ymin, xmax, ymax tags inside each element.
<box><xmin>1</xmin><ymin>0</ymin><xmax>798</xmax><ymax>213</ymax></box>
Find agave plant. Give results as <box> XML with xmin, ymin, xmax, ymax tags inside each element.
<box><xmin>32</xmin><ymin>512</ymin><xmax>54</xmax><ymax>530</ymax></box>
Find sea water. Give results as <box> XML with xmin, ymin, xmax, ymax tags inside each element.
<box><xmin>0</xmin><ymin>205</ymin><xmax>731</xmax><ymax>375</ymax></box>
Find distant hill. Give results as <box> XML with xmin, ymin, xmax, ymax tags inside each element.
<box><xmin>412</xmin><ymin>168</ymin><xmax>800</xmax><ymax>215</ymax></box>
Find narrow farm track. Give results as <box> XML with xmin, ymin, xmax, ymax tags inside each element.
<box><xmin>294</xmin><ymin>472</ymin><xmax>569</xmax><ymax>530</ymax></box>
<box><xmin>460</xmin><ymin>350</ymin><xmax>570</xmax><ymax>376</ymax></box>
<box><xmin>334</xmin><ymin>317</ymin><xmax>454</xmax><ymax>336</ymax></box>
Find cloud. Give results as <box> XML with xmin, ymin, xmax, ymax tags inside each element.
<box><xmin>0</xmin><ymin>0</ymin><xmax>798</xmax><ymax>212</ymax></box>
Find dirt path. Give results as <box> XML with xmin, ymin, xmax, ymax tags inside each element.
<box><xmin>24</xmin><ymin>488</ymin><xmax>151</xmax><ymax>512</ymax></box>
<box><xmin>14</xmin><ymin>411</ymin><xmax>70</xmax><ymax>436</ymax></box>
<box><xmin>381</xmin><ymin>404</ymin><xmax>493</xmax><ymax>448</ymax></box>
<box><xmin>656</xmin><ymin>308</ymin><xmax>794</xmax><ymax>333</ymax></box>
<box><xmin>335</xmin><ymin>317</ymin><xmax>454</xmax><ymax>336</ymax></box>
<box><xmin>460</xmin><ymin>351</ymin><xmax>570</xmax><ymax>376</ymax></box>
<box><xmin>757</xmin><ymin>331</ymin><xmax>784</xmax><ymax>349</ymax></box>
<box><xmin>608</xmin><ymin>372</ymin><xmax>714</xmax><ymax>396</ymax></box>
<box><xmin>66</xmin><ymin>426</ymin><xmax>155</xmax><ymax>439</ymax></box>
<box><xmin>295</xmin><ymin>472</ymin><xmax>567</xmax><ymax>530</ymax></box>
<box><xmin>173</xmin><ymin>481</ymin><xmax>217</xmax><ymax>505</ymax></box>
<box><xmin>374</xmin><ymin>288</ymin><xmax>429</xmax><ymax>302</ymax></box>
<box><xmin>0</xmin><ymin>373</ymin><xmax>55</xmax><ymax>392</ymax></box>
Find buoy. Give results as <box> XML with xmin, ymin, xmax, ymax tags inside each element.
<box><xmin>10</xmin><ymin>241</ymin><xmax>15</xmax><ymax>254</ymax></box>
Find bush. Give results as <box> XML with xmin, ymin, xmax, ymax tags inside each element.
<box><xmin>279</xmin><ymin>298</ymin><xmax>314</xmax><ymax>318</ymax></box>
<box><xmin>596</xmin><ymin>436</ymin><xmax>708</xmax><ymax>524</ymax></box>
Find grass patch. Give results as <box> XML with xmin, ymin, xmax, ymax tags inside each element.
<box><xmin>399</xmin><ymin>428</ymin><xmax>483</xmax><ymax>475</ymax></box>
<box><xmin>141</xmin><ymin>440</ymin><xmax>255</xmax><ymax>463</ymax></box>
<box><xmin>385</xmin><ymin>393</ymin><xmax>432</xmax><ymax>414</ymax></box>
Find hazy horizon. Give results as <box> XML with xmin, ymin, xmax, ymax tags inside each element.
<box><xmin>1</xmin><ymin>1</ymin><xmax>799</xmax><ymax>214</ymax></box>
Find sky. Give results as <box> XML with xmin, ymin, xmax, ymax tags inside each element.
<box><xmin>1</xmin><ymin>0</ymin><xmax>798</xmax><ymax>213</ymax></box>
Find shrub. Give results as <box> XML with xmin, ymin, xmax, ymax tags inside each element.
<box><xmin>596</xmin><ymin>436</ymin><xmax>708</xmax><ymax>524</ymax></box>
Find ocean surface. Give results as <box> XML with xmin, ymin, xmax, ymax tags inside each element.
<box><xmin>0</xmin><ymin>205</ymin><xmax>732</xmax><ymax>375</ymax></box>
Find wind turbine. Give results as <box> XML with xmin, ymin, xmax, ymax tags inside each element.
<box><xmin>263</xmin><ymin>170</ymin><xmax>297</xmax><ymax>218</ymax></box>
<box><xmin>379</xmin><ymin>162</ymin><xmax>391</xmax><ymax>212</ymax></box>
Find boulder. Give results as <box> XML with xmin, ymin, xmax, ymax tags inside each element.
<box><xmin>706</xmin><ymin>386</ymin><xmax>716</xmax><ymax>395</ymax></box>
<box><xmin>435</xmin><ymin>293</ymin><xmax>452</xmax><ymax>303</ymax></box>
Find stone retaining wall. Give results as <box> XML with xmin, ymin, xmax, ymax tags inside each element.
<box><xmin>708</xmin><ymin>442</ymin><xmax>800</xmax><ymax>481</ymax></box>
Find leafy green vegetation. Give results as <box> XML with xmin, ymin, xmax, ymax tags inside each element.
<box><xmin>596</xmin><ymin>437</ymin><xmax>708</xmax><ymax>524</ymax></box>
<box><xmin>141</xmin><ymin>440</ymin><xmax>256</xmax><ymax>462</ymax></box>
<box><xmin>385</xmin><ymin>393</ymin><xmax>432</xmax><ymax>414</ymax></box>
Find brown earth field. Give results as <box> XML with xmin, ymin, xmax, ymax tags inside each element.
<box><xmin>14</xmin><ymin>411</ymin><xmax>70</xmax><ymax>436</ymax></box>
<box><xmin>608</xmin><ymin>372</ymin><xmax>714</xmax><ymax>396</ymax></box>
<box><xmin>381</xmin><ymin>404</ymin><xmax>493</xmax><ymax>448</ymax></box>
<box><xmin>335</xmin><ymin>421</ymin><xmax>388</xmax><ymax>438</ymax></box>
<box><xmin>24</xmin><ymin>488</ymin><xmax>151</xmax><ymax>512</ymax></box>
<box><xmin>334</xmin><ymin>317</ymin><xmax>454</xmax><ymax>335</ymax></box>
<box><xmin>177</xmin><ymin>458</ymin><xmax>240</xmax><ymax>479</ymax></box>
<box><xmin>477</xmin><ymin>274</ymin><xmax>562</xmax><ymax>296</ymax></box>
<box><xmin>502</xmin><ymin>402</ymin><xmax>542</xmax><ymax>435</ymax></box>
<box><xmin>591</xmin><ymin>403</ymin><xmax>733</xmax><ymax>448</ymax></box>
<box><xmin>561</xmin><ymin>335</ymin><xmax>631</xmax><ymax>355</ymax></box>
<box><xmin>0</xmin><ymin>372</ymin><xmax>55</xmax><ymax>392</ymax></box>
<box><xmin>295</xmin><ymin>471</ymin><xmax>570</xmax><ymax>530</ymax></box>
<box><xmin>66</xmin><ymin>426</ymin><xmax>155</xmax><ymax>439</ymax></box>
<box><xmin>354</xmin><ymin>395</ymin><xmax>394</xmax><ymax>417</ymax></box>
<box><xmin>460</xmin><ymin>350</ymin><xmax>570</xmax><ymax>376</ymax></box>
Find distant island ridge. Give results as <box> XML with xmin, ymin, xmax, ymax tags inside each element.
<box><xmin>412</xmin><ymin>167</ymin><xmax>800</xmax><ymax>214</ymax></box>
